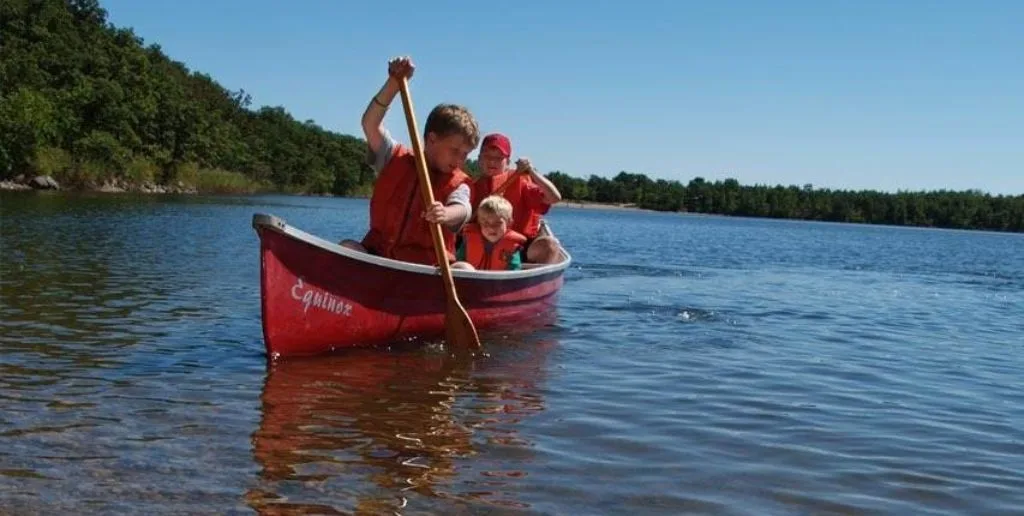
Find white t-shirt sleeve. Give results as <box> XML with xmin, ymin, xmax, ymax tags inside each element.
<box><xmin>445</xmin><ymin>183</ymin><xmax>472</xmax><ymax>230</ymax></box>
<box><xmin>366</xmin><ymin>128</ymin><xmax>397</xmax><ymax>175</ymax></box>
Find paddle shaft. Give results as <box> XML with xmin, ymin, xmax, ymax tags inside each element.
<box><xmin>396</xmin><ymin>77</ymin><xmax>481</xmax><ymax>351</ymax></box>
<box><xmin>493</xmin><ymin>170</ymin><xmax>525</xmax><ymax>196</ymax></box>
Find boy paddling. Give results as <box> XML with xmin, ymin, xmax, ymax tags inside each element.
<box><xmin>341</xmin><ymin>56</ymin><xmax>479</xmax><ymax>265</ymax></box>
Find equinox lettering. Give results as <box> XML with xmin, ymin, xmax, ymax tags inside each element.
<box><xmin>291</xmin><ymin>278</ymin><xmax>352</xmax><ymax>316</ymax></box>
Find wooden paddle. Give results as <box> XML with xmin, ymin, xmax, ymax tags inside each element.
<box><xmin>396</xmin><ymin>77</ymin><xmax>482</xmax><ymax>352</ymax></box>
<box><xmin>493</xmin><ymin>170</ymin><xmax>526</xmax><ymax>196</ymax></box>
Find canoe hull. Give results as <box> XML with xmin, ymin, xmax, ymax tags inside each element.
<box><xmin>254</xmin><ymin>214</ymin><xmax>570</xmax><ymax>358</ymax></box>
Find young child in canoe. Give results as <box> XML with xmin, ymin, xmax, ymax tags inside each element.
<box><xmin>340</xmin><ymin>56</ymin><xmax>478</xmax><ymax>266</ymax></box>
<box><xmin>471</xmin><ymin>133</ymin><xmax>563</xmax><ymax>264</ymax></box>
<box><xmin>451</xmin><ymin>195</ymin><xmax>527</xmax><ymax>271</ymax></box>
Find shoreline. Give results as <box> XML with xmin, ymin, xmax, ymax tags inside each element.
<box><xmin>1</xmin><ymin>176</ymin><xmax>198</xmax><ymax>195</ymax></box>
<box><xmin>0</xmin><ymin>180</ymin><xmax>639</xmax><ymax>211</ymax></box>
<box><xmin>0</xmin><ymin>177</ymin><xmax>628</xmax><ymax>209</ymax></box>
<box><xmin>5</xmin><ymin>178</ymin><xmax>1021</xmax><ymax>234</ymax></box>
<box><xmin>0</xmin><ymin>174</ymin><xmax>372</xmax><ymax>198</ymax></box>
<box><xmin>556</xmin><ymin>200</ymin><xmax>650</xmax><ymax>212</ymax></box>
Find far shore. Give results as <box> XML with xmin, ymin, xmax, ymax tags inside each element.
<box><xmin>1</xmin><ymin>175</ymin><xmax>650</xmax><ymax>212</ymax></box>
<box><xmin>7</xmin><ymin>177</ymin><xmax>1023</xmax><ymax>234</ymax></box>
<box><xmin>555</xmin><ymin>200</ymin><xmax>650</xmax><ymax>212</ymax></box>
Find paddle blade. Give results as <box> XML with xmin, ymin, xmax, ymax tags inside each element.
<box><xmin>445</xmin><ymin>297</ymin><xmax>481</xmax><ymax>351</ymax></box>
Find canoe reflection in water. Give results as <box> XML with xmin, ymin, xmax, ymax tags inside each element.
<box><xmin>247</xmin><ymin>333</ymin><xmax>557</xmax><ymax>514</ymax></box>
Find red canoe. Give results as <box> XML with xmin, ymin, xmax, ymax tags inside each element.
<box><xmin>252</xmin><ymin>213</ymin><xmax>571</xmax><ymax>359</ymax></box>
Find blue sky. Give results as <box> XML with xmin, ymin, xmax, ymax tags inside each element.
<box><xmin>101</xmin><ymin>0</ymin><xmax>1023</xmax><ymax>195</ymax></box>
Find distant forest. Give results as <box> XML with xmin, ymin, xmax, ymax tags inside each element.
<box><xmin>546</xmin><ymin>172</ymin><xmax>1023</xmax><ymax>232</ymax></box>
<box><xmin>2</xmin><ymin>0</ymin><xmax>1021</xmax><ymax>231</ymax></box>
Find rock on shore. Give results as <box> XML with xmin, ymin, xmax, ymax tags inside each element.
<box><xmin>0</xmin><ymin>175</ymin><xmax>197</xmax><ymax>194</ymax></box>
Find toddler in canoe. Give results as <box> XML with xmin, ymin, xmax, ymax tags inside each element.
<box><xmin>452</xmin><ymin>195</ymin><xmax>527</xmax><ymax>271</ymax></box>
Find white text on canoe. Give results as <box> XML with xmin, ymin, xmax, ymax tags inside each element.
<box><xmin>291</xmin><ymin>278</ymin><xmax>353</xmax><ymax>316</ymax></box>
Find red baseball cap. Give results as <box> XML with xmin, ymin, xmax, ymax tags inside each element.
<box><xmin>481</xmin><ymin>133</ymin><xmax>511</xmax><ymax>158</ymax></box>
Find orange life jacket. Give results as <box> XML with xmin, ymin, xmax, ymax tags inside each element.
<box><xmin>361</xmin><ymin>147</ymin><xmax>470</xmax><ymax>265</ymax></box>
<box><xmin>470</xmin><ymin>171</ymin><xmax>545</xmax><ymax>239</ymax></box>
<box><xmin>461</xmin><ymin>223</ymin><xmax>527</xmax><ymax>270</ymax></box>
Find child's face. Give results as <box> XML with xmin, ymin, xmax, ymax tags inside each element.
<box><xmin>477</xmin><ymin>210</ymin><xmax>508</xmax><ymax>243</ymax></box>
<box><xmin>425</xmin><ymin>133</ymin><xmax>474</xmax><ymax>174</ymax></box>
<box><xmin>479</xmin><ymin>146</ymin><xmax>508</xmax><ymax>177</ymax></box>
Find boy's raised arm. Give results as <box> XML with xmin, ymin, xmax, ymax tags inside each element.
<box><xmin>361</xmin><ymin>57</ymin><xmax>414</xmax><ymax>155</ymax></box>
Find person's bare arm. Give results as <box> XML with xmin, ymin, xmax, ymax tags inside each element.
<box><xmin>361</xmin><ymin>57</ymin><xmax>413</xmax><ymax>154</ymax></box>
<box><xmin>517</xmin><ymin>158</ymin><xmax>562</xmax><ymax>204</ymax></box>
<box><xmin>423</xmin><ymin>184</ymin><xmax>472</xmax><ymax>232</ymax></box>
<box><xmin>361</xmin><ymin>81</ymin><xmax>397</xmax><ymax>154</ymax></box>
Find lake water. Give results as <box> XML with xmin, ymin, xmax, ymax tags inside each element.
<box><xmin>2</xmin><ymin>191</ymin><xmax>1022</xmax><ymax>515</ymax></box>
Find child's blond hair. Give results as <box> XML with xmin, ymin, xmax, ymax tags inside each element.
<box><xmin>478</xmin><ymin>195</ymin><xmax>513</xmax><ymax>222</ymax></box>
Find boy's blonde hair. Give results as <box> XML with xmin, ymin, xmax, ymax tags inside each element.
<box><xmin>478</xmin><ymin>195</ymin><xmax>513</xmax><ymax>222</ymax></box>
<box><xmin>424</xmin><ymin>104</ymin><xmax>480</xmax><ymax>147</ymax></box>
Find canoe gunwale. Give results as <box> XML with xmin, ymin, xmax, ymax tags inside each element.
<box><xmin>252</xmin><ymin>213</ymin><xmax>572</xmax><ymax>281</ymax></box>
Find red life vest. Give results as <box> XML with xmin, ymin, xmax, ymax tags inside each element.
<box><xmin>461</xmin><ymin>223</ymin><xmax>527</xmax><ymax>270</ymax></box>
<box><xmin>470</xmin><ymin>171</ymin><xmax>546</xmax><ymax>239</ymax></box>
<box><xmin>361</xmin><ymin>145</ymin><xmax>470</xmax><ymax>265</ymax></box>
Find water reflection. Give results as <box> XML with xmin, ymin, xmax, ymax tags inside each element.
<box><xmin>1</xmin><ymin>195</ymin><xmax>225</xmax><ymax>371</ymax></box>
<box><xmin>248</xmin><ymin>338</ymin><xmax>556</xmax><ymax>514</ymax></box>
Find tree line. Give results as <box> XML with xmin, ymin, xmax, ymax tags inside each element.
<box><xmin>2</xmin><ymin>1</ymin><xmax>1020</xmax><ymax>231</ymax></box>
<box><xmin>546</xmin><ymin>172</ymin><xmax>1023</xmax><ymax>232</ymax></box>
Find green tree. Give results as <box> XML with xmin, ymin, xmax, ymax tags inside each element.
<box><xmin>0</xmin><ymin>0</ymin><xmax>375</xmax><ymax>194</ymax></box>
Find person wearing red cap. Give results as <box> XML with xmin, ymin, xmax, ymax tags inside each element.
<box><xmin>470</xmin><ymin>132</ymin><xmax>563</xmax><ymax>265</ymax></box>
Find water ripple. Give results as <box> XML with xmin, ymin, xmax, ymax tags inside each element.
<box><xmin>2</xmin><ymin>193</ymin><xmax>1023</xmax><ymax>513</ymax></box>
